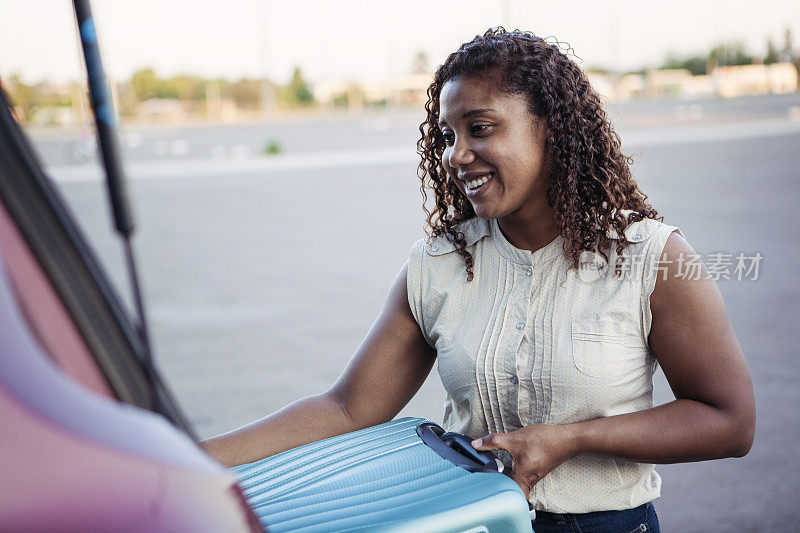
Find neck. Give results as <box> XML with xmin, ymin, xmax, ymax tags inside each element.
<box><xmin>497</xmin><ymin>201</ymin><xmax>560</xmax><ymax>253</ymax></box>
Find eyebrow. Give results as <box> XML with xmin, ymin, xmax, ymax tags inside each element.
<box><xmin>438</xmin><ymin>108</ymin><xmax>495</xmax><ymax>127</ymax></box>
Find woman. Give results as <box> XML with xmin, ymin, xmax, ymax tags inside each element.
<box><xmin>201</xmin><ymin>28</ymin><xmax>755</xmax><ymax>532</ymax></box>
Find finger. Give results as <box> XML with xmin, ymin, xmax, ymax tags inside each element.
<box><xmin>473</xmin><ymin>432</ymin><xmax>515</xmax><ymax>452</ymax></box>
<box><xmin>471</xmin><ymin>432</ymin><xmax>506</xmax><ymax>451</ymax></box>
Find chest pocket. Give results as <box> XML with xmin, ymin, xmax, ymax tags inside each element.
<box><xmin>570</xmin><ymin>318</ymin><xmax>647</xmax><ymax>379</ymax></box>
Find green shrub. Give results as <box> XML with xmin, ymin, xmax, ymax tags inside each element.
<box><xmin>263</xmin><ymin>139</ymin><xmax>282</xmax><ymax>155</ymax></box>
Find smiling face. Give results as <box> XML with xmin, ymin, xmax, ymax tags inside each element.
<box><xmin>438</xmin><ymin>75</ymin><xmax>550</xmax><ymax>224</ymax></box>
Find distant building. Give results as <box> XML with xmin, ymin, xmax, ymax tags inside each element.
<box><xmin>585</xmin><ymin>72</ymin><xmax>616</xmax><ymax>101</ymax></box>
<box><xmin>364</xmin><ymin>73</ymin><xmax>431</xmax><ymax>106</ymax></box>
<box><xmin>645</xmin><ymin>69</ymin><xmax>695</xmax><ymax>99</ymax></box>
<box><xmin>31</xmin><ymin>106</ymin><xmax>74</xmax><ymax>126</ymax></box>
<box><xmin>314</xmin><ymin>80</ymin><xmax>363</xmax><ymax>109</ymax></box>
<box><xmin>586</xmin><ymin>63</ymin><xmax>797</xmax><ymax>103</ymax></box>
<box><xmin>713</xmin><ymin>63</ymin><xmax>798</xmax><ymax>98</ymax></box>
<box><xmin>314</xmin><ymin>73</ymin><xmax>431</xmax><ymax>109</ymax></box>
<box><xmin>616</xmin><ymin>74</ymin><xmax>647</xmax><ymax>101</ymax></box>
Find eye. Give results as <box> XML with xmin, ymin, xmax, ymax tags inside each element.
<box><xmin>440</xmin><ymin>130</ymin><xmax>455</xmax><ymax>146</ymax></box>
<box><xmin>471</xmin><ymin>123</ymin><xmax>491</xmax><ymax>135</ymax></box>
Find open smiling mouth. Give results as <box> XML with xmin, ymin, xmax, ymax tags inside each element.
<box><xmin>464</xmin><ymin>173</ymin><xmax>494</xmax><ymax>196</ymax></box>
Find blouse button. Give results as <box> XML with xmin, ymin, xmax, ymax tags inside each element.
<box><xmin>510</xmin><ymin>375</ymin><xmax>519</xmax><ymax>384</ymax></box>
<box><xmin>525</xmin><ymin>267</ymin><xmax>533</xmax><ymax>276</ymax></box>
<box><xmin>430</xmin><ymin>245</ymin><xmax>439</xmax><ymax>252</ymax></box>
<box><xmin>516</xmin><ymin>321</ymin><xmax>525</xmax><ymax>330</ymax></box>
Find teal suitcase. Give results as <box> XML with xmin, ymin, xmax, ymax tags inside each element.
<box><xmin>232</xmin><ymin>417</ymin><xmax>533</xmax><ymax>533</ymax></box>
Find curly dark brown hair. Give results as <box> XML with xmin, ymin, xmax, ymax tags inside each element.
<box><xmin>417</xmin><ymin>28</ymin><xmax>661</xmax><ymax>281</ymax></box>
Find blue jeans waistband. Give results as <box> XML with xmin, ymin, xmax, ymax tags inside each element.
<box><xmin>532</xmin><ymin>502</ymin><xmax>659</xmax><ymax>533</ymax></box>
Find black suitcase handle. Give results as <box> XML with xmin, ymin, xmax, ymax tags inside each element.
<box><xmin>416</xmin><ymin>422</ymin><xmax>504</xmax><ymax>474</ymax></box>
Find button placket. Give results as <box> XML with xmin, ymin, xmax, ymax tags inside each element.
<box><xmin>514</xmin><ymin>265</ymin><xmax>532</xmax><ymax>338</ymax></box>
<box><xmin>527</xmin><ymin>267</ymin><xmax>545</xmax><ymax>426</ymax></box>
<box><xmin>514</xmin><ymin>344</ymin><xmax>528</xmax><ymax>422</ymax></box>
<box><xmin>520</xmin><ymin>264</ymin><xmax>537</xmax><ymax>423</ymax></box>
<box><xmin>514</xmin><ymin>261</ymin><xmax>537</xmax><ymax>426</ymax></box>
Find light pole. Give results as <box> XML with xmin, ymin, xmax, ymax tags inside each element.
<box><xmin>256</xmin><ymin>0</ymin><xmax>275</xmax><ymax>119</ymax></box>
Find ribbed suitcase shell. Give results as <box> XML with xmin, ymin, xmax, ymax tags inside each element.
<box><xmin>232</xmin><ymin>417</ymin><xmax>532</xmax><ymax>533</ymax></box>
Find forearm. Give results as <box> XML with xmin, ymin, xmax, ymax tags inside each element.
<box><xmin>199</xmin><ymin>391</ymin><xmax>360</xmax><ymax>468</ymax></box>
<box><xmin>568</xmin><ymin>398</ymin><xmax>755</xmax><ymax>464</ymax></box>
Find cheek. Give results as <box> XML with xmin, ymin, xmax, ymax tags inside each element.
<box><xmin>442</xmin><ymin>162</ymin><xmax>457</xmax><ymax>180</ymax></box>
<box><xmin>440</xmin><ymin>148</ymin><xmax>454</xmax><ymax>173</ymax></box>
<box><xmin>510</xmin><ymin>145</ymin><xmax>546</xmax><ymax>177</ymax></box>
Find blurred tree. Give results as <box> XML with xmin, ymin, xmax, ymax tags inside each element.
<box><xmin>779</xmin><ymin>27</ymin><xmax>800</xmax><ymax>92</ymax></box>
<box><xmin>660</xmin><ymin>53</ymin><xmax>707</xmax><ymax>75</ymax></box>
<box><xmin>35</xmin><ymin>83</ymin><xmax>71</xmax><ymax>107</ymax></box>
<box><xmin>780</xmin><ymin>27</ymin><xmax>795</xmax><ymax>62</ymax></box>
<box><xmin>6</xmin><ymin>76</ymin><xmax>35</xmax><ymax>120</ymax></box>
<box><xmin>708</xmin><ymin>42</ymin><xmax>754</xmax><ymax>68</ymax></box>
<box><xmin>165</xmin><ymin>75</ymin><xmax>206</xmax><ymax>101</ymax></box>
<box><xmin>3</xmin><ymin>77</ymin><xmax>72</xmax><ymax>122</ymax></box>
<box><xmin>658</xmin><ymin>42</ymin><xmax>758</xmax><ymax>76</ymax></box>
<box><xmin>332</xmin><ymin>92</ymin><xmax>349</xmax><ymax>108</ymax></box>
<box><xmin>765</xmin><ymin>38</ymin><xmax>779</xmax><ymax>64</ymax></box>
<box><xmin>286</xmin><ymin>67</ymin><xmax>314</xmax><ymax>106</ymax></box>
<box><xmin>131</xmin><ymin>68</ymin><xmax>159</xmax><ymax>101</ymax></box>
<box><xmin>585</xmin><ymin>66</ymin><xmax>611</xmax><ymax>75</ymax></box>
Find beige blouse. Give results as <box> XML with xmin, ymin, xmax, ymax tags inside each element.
<box><xmin>407</xmin><ymin>213</ymin><xmax>682</xmax><ymax>513</ymax></box>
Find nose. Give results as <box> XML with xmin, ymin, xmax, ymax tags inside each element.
<box><xmin>445</xmin><ymin>136</ymin><xmax>475</xmax><ymax>168</ymax></box>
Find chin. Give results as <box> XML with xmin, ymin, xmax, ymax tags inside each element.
<box><xmin>470</xmin><ymin>204</ymin><xmax>501</xmax><ymax>220</ymax></box>
<box><xmin>470</xmin><ymin>208</ymin><xmax>491</xmax><ymax>220</ymax></box>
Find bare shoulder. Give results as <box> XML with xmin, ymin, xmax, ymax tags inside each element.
<box><xmin>650</xmin><ymin>231</ymin><xmax>728</xmax><ymax>344</ymax></box>
<box><xmin>649</xmin><ymin>231</ymin><xmax>723</xmax><ymax>320</ymax></box>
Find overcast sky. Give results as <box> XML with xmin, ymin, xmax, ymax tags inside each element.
<box><xmin>2</xmin><ymin>0</ymin><xmax>798</xmax><ymax>85</ymax></box>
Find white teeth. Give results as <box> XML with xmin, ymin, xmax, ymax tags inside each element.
<box><xmin>466</xmin><ymin>174</ymin><xmax>491</xmax><ymax>190</ymax></box>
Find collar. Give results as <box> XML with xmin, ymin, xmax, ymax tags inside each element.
<box><xmin>604</xmin><ymin>210</ymin><xmax>655</xmax><ymax>243</ymax></box>
<box><xmin>424</xmin><ymin>212</ymin><xmax>654</xmax><ymax>262</ymax></box>
<box><xmin>425</xmin><ymin>218</ymin><xmax>491</xmax><ymax>256</ymax></box>
<box><xmin>489</xmin><ymin>218</ymin><xmax>564</xmax><ymax>266</ymax></box>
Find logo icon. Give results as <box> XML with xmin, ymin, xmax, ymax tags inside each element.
<box><xmin>578</xmin><ymin>250</ymin><xmax>608</xmax><ymax>283</ymax></box>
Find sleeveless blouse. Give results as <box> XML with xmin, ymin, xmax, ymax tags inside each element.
<box><xmin>406</xmin><ymin>213</ymin><xmax>682</xmax><ymax>513</ymax></box>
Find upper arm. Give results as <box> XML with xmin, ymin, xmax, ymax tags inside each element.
<box><xmin>648</xmin><ymin>232</ymin><xmax>755</xmax><ymax>435</ymax></box>
<box><xmin>328</xmin><ymin>262</ymin><xmax>436</xmax><ymax>428</ymax></box>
